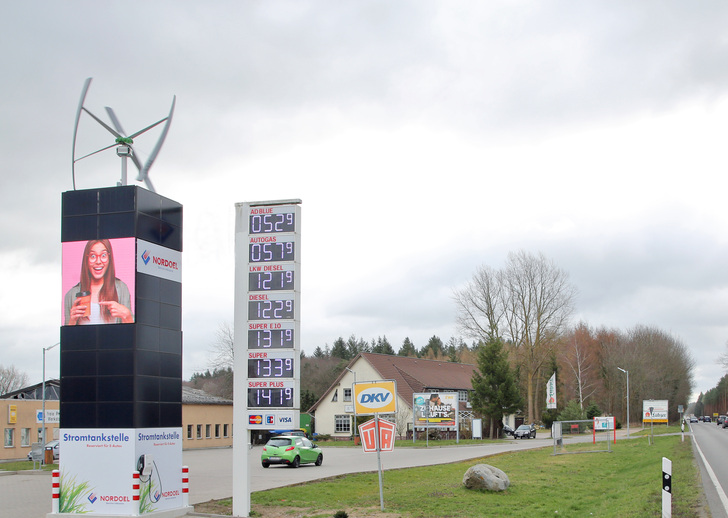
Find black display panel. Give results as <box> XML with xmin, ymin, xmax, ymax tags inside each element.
<box><xmin>249</xmin><ymin>212</ymin><xmax>295</xmax><ymax>234</ymax></box>
<box><xmin>247</xmin><ymin>328</ymin><xmax>294</xmax><ymax>349</ymax></box>
<box><xmin>248</xmin><ymin>300</ymin><xmax>294</xmax><ymax>320</ymax></box>
<box><xmin>248</xmin><ymin>241</ymin><xmax>295</xmax><ymax>263</ymax></box>
<box><xmin>248</xmin><ymin>357</ymin><xmax>294</xmax><ymax>378</ymax></box>
<box><xmin>248</xmin><ymin>270</ymin><xmax>294</xmax><ymax>291</ymax></box>
<box><xmin>247</xmin><ymin>387</ymin><xmax>294</xmax><ymax>407</ymax></box>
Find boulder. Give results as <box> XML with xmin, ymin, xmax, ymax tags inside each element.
<box><xmin>462</xmin><ymin>464</ymin><xmax>510</xmax><ymax>492</ymax></box>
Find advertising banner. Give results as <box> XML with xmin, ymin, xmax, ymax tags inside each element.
<box><xmin>643</xmin><ymin>400</ymin><xmax>669</xmax><ymax>423</ymax></box>
<box><xmin>59</xmin><ymin>428</ymin><xmax>183</xmax><ymax>515</ymax></box>
<box><xmin>546</xmin><ymin>373</ymin><xmax>557</xmax><ymax>409</ymax></box>
<box><xmin>353</xmin><ymin>381</ymin><xmax>397</xmax><ymax>415</ymax></box>
<box><xmin>137</xmin><ymin>239</ymin><xmax>182</xmax><ymax>283</ymax></box>
<box><xmin>61</xmin><ymin>237</ymin><xmax>136</xmax><ymax>326</ymax></box>
<box><xmin>413</xmin><ymin>392</ymin><xmax>458</xmax><ymax>428</ymax></box>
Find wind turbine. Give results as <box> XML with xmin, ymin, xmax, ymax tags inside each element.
<box><xmin>71</xmin><ymin>77</ymin><xmax>176</xmax><ymax>192</ymax></box>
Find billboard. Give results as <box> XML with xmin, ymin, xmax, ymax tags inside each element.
<box><xmin>59</xmin><ymin>428</ymin><xmax>183</xmax><ymax>514</ymax></box>
<box><xmin>413</xmin><ymin>392</ymin><xmax>458</xmax><ymax>428</ymax></box>
<box><xmin>353</xmin><ymin>381</ymin><xmax>397</xmax><ymax>415</ymax></box>
<box><xmin>61</xmin><ymin>238</ymin><xmax>136</xmax><ymax>326</ymax></box>
<box><xmin>643</xmin><ymin>400</ymin><xmax>669</xmax><ymax>423</ymax></box>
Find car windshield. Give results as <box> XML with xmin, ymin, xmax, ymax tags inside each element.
<box><xmin>267</xmin><ymin>438</ymin><xmax>292</xmax><ymax>447</ymax></box>
<box><xmin>516</xmin><ymin>425</ymin><xmax>530</xmax><ymax>430</ymax></box>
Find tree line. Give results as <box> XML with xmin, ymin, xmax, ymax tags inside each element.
<box><xmin>191</xmin><ymin>250</ymin><xmax>695</xmax><ymax>427</ymax></box>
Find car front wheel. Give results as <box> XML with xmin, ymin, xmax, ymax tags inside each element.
<box><xmin>315</xmin><ymin>454</ymin><xmax>323</xmax><ymax>466</ymax></box>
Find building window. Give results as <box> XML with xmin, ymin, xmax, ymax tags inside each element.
<box><xmin>331</xmin><ymin>389</ymin><xmax>338</xmax><ymax>402</ymax></box>
<box><xmin>205</xmin><ymin>424</ymin><xmax>211</xmax><ymax>439</ymax></box>
<box><xmin>343</xmin><ymin>388</ymin><xmax>352</xmax><ymax>402</ymax></box>
<box><xmin>187</xmin><ymin>425</ymin><xmax>193</xmax><ymax>439</ymax></box>
<box><xmin>223</xmin><ymin>424</ymin><xmax>229</xmax><ymax>437</ymax></box>
<box><xmin>215</xmin><ymin>424</ymin><xmax>221</xmax><ymax>438</ymax></box>
<box><xmin>21</xmin><ymin>428</ymin><xmax>30</xmax><ymax>447</ymax></box>
<box><xmin>459</xmin><ymin>391</ymin><xmax>468</xmax><ymax>402</ymax></box>
<box><xmin>4</xmin><ymin>428</ymin><xmax>14</xmax><ymax>448</ymax></box>
<box><xmin>37</xmin><ymin>428</ymin><xmax>44</xmax><ymax>443</ymax></box>
<box><xmin>334</xmin><ymin>415</ymin><xmax>351</xmax><ymax>433</ymax></box>
<box><xmin>196</xmin><ymin>424</ymin><xmax>202</xmax><ymax>439</ymax></box>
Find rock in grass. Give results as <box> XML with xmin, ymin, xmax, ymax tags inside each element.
<box><xmin>462</xmin><ymin>464</ymin><xmax>510</xmax><ymax>491</ymax></box>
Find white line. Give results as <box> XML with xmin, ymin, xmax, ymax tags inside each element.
<box><xmin>690</xmin><ymin>424</ymin><xmax>728</xmax><ymax>513</ymax></box>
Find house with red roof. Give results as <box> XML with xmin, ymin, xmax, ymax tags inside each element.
<box><xmin>308</xmin><ymin>352</ymin><xmax>482</xmax><ymax>439</ymax></box>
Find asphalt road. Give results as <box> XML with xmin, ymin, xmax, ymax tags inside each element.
<box><xmin>689</xmin><ymin>421</ymin><xmax>728</xmax><ymax>518</ymax></box>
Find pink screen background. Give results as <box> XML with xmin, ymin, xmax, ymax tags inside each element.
<box><xmin>61</xmin><ymin>237</ymin><xmax>136</xmax><ymax>325</ymax></box>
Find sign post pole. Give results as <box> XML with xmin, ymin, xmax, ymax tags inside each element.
<box><xmin>375</xmin><ymin>414</ymin><xmax>384</xmax><ymax>511</ymax></box>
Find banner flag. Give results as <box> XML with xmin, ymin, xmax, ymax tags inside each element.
<box><xmin>546</xmin><ymin>373</ymin><xmax>557</xmax><ymax>409</ymax></box>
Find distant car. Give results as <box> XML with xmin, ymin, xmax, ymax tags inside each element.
<box><xmin>502</xmin><ymin>425</ymin><xmax>515</xmax><ymax>438</ymax></box>
<box><xmin>718</xmin><ymin>416</ymin><xmax>726</xmax><ymax>426</ymax></box>
<box><xmin>690</xmin><ymin>416</ymin><xmax>698</xmax><ymax>423</ymax></box>
<box><xmin>704</xmin><ymin>416</ymin><xmax>712</xmax><ymax>423</ymax></box>
<box><xmin>513</xmin><ymin>424</ymin><xmax>537</xmax><ymax>439</ymax></box>
<box><xmin>27</xmin><ymin>440</ymin><xmax>59</xmax><ymax>462</ymax></box>
<box><xmin>261</xmin><ymin>435</ymin><xmax>323</xmax><ymax>468</ymax></box>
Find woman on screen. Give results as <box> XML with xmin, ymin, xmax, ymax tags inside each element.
<box><xmin>63</xmin><ymin>239</ymin><xmax>134</xmax><ymax>325</ymax></box>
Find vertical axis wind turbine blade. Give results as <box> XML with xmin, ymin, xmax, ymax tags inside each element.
<box><xmin>138</xmin><ymin>95</ymin><xmax>176</xmax><ymax>188</ymax></box>
<box><xmin>72</xmin><ymin>78</ymin><xmax>93</xmax><ymax>190</ymax></box>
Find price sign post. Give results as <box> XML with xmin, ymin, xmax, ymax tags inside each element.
<box><xmin>233</xmin><ymin>199</ymin><xmax>301</xmax><ymax>517</ymax></box>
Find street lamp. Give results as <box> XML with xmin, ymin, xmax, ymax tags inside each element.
<box><xmin>345</xmin><ymin>367</ymin><xmax>357</xmax><ymax>438</ymax></box>
<box><xmin>617</xmin><ymin>367</ymin><xmax>630</xmax><ymax>438</ymax></box>
<box><xmin>42</xmin><ymin>342</ymin><xmax>60</xmax><ymax>447</ymax></box>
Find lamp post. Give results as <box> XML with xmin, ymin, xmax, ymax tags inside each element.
<box><xmin>617</xmin><ymin>367</ymin><xmax>629</xmax><ymax>438</ymax></box>
<box><xmin>345</xmin><ymin>367</ymin><xmax>357</xmax><ymax>439</ymax></box>
<box><xmin>42</xmin><ymin>342</ymin><xmax>60</xmax><ymax>447</ymax></box>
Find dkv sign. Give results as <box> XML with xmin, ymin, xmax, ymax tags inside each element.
<box><xmin>353</xmin><ymin>380</ymin><xmax>397</xmax><ymax>415</ymax></box>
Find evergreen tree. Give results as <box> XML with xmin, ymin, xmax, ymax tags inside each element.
<box><xmin>372</xmin><ymin>335</ymin><xmax>395</xmax><ymax>355</ymax></box>
<box><xmin>470</xmin><ymin>338</ymin><xmax>523</xmax><ymax>438</ymax></box>
<box><xmin>330</xmin><ymin>337</ymin><xmax>350</xmax><ymax>360</ymax></box>
<box><xmin>398</xmin><ymin>337</ymin><xmax>418</xmax><ymax>357</ymax></box>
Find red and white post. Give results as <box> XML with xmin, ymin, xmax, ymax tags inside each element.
<box><xmin>132</xmin><ymin>471</ymin><xmax>140</xmax><ymax>516</ymax></box>
<box><xmin>182</xmin><ymin>466</ymin><xmax>189</xmax><ymax>507</ymax></box>
<box><xmin>51</xmin><ymin>469</ymin><xmax>60</xmax><ymax>514</ymax></box>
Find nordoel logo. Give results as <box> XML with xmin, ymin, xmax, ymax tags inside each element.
<box><xmin>141</xmin><ymin>250</ymin><xmax>151</xmax><ymax>265</ymax></box>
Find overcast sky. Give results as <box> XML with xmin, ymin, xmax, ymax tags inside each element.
<box><xmin>2</xmin><ymin>2</ymin><xmax>728</xmax><ymax>403</ymax></box>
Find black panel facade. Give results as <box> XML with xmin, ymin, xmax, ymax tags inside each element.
<box><xmin>60</xmin><ymin>186</ymin><xmax>182</xmax><ymax>429</ymax></box>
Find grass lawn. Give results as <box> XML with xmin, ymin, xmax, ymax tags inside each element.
<box><xmin>248</xmin><ymin>434</ymin><xmax>703</xmax><ymax>518</ymax></box>
<box><xmin>0</xmin><ymin>460</ymin><xmax>57</xmax><ymax>472</ymax></box>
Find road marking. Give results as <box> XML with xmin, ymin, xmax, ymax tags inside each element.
<box><xmin>690</xmin><ymin>424</ymin><xmax>728</xmax><ymax>514</ymax></box>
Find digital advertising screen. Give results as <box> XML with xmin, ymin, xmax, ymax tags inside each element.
<box><xmin>62</xmin><ymin>237</ymin><xmax>136</xmax><ymax>326</ymax></box>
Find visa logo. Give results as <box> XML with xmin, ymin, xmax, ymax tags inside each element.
<box><xmin>279</xmin><ymin>416</ymin><xmax>292</xmax><ymax>423</ymax></box>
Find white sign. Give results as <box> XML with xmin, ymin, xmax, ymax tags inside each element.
<box><xmin>36</xmin><ymin>409</ymin><xmax>60</xmax><ymax>424</ymax></box>
<box><xmin>59</xmin><ymin>427</ymin><xmax>183</xmax><ymax>515</ymax></box>
<box><xmin>137</xmin><ymin>239</ymin><xmax>182</xmax><ymax>283</ymax></box>
<box><xmin>643</xmin><ymin>400</ymin><xmax>669</xmax><ymax>422</ymax></box>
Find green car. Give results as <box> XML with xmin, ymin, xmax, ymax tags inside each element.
<box><xmin>261</xmin><ymin>435</ymin><xmax>323</xmax><ymax>468</ymax></box>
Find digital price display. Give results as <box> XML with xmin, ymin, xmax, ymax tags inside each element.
<box><xmin>248</xmin><ymin>357</ymin><xmax>294</xmax><ymax>378</ymax></box>
<box><xmin>248</xmin><ymin>299</ymin><xmax>294</xmax><ymax>320</ymax></box>
<box><xmin>248</xmin><ymin>388</ymin><xmax>294</xmax><ymax>408</ymax></box>
<box><xmin>249</xmin><ymin>270</ymin><xmax>294</xmax><ymax>291</ymax></box>
<box><xmin>248</xmin><ymin>328</ymin><xmax>295</xmax><ymax>349</ymax></box>
<box><xmin>249</xmin><ymin>241</ymin><xmax>295</xmax><ymax>263</ymax></box>
<box><xmin>249</xmin><ymin>212</ymin><xmax>295</xmax><ymax>234</ymax></box>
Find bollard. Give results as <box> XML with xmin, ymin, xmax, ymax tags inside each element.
<box><xmin>52</xmin><ymin>470</ymin><xmax>60</xmax><ymax>514</ymax></box>
<box><xmin>182</xmin><ymin>466</ymin><xmax>189</xmax><ymax>507</ymax></box>
<box><xmin>662</xmin><ymin>457</ymin><xmax>672</xmax><ymax>518</ymax></box>
<box><xmin>132</xmin><ymin>471</ymin><xmax>140</xmax><ymax>516</ymax></box>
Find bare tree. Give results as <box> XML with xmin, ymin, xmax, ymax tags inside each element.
<box><xmin>0</xmin><ymin>364</ymin><xmax>29</xmax><ymax>395</ymax></box>
<box><xmin>210</xmin><ymin>322</ymin><xmax>234</xmax><ymax>371</ymax></box>
<box><xmin>455</xmin><ymin>250</ymin><xmax>576</xmax><ymax>422</ymax></box>
<box><xmin>562</xmin><ymin>323</ymin><xmax>599</xmax><ymax>410</ymax></box>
